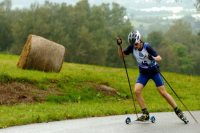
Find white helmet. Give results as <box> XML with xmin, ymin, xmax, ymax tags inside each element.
<box><xmin>128</xmin><ymin>30</ymin><xmax>141</xmax><ymax>45</ymax></box>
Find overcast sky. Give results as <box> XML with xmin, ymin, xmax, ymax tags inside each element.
<box><xmin>11</xmin><ymin>0</ymin><xmax>80</xmax><ymax>9</ymax></box>
<box><xmin>0</xmin><ymin>0</ymin><xmax>197</xmax><ymax>10</ymax></box>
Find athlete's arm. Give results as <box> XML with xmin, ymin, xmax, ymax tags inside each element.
<box><xmin>146</xmin><ymin>44</ymin><xmax>162</xmax><ymax>62</ymax></box>
<box><xmin>118</xmin><ymin>45</ymin><xmax>133</xmax><ymax>59</ymax></box>
<box><xmin>154</xmin><ymin>55</ymin><xmax>162</xmax><ymax>62</ymax></box>
<box><xmin>148</xmin><ymin>54</ymin><xmax>162</xmax><ymax>62</ymax></box>
<box><xmin>118</xmin><ymin>46</ymin><xmax>126</xmax><ymax>58</ymax></box>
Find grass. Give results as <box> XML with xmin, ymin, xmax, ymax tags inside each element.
<box><xmin>0</xmin><ymin>53</ymin><xmax>200</xmax><ymax>128</ymax></box>
<box><xmin>131</xmin><ymin>20</ymin><xmax>151</xmax><ymax>28</ymax></box>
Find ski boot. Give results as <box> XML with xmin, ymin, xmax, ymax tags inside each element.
<box><xmin>136</xmin><ymin>113</ymin><xmax>150</xmax><ymax>121</ymax></box>
<box><xmin>175</xmin><ymin>108</ymin><xmax>189</xmax><ymax>124</ymax></box>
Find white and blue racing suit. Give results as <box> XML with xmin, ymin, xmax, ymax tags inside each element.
<box><xmin>124</xmin><ymin>43</ymin><xmax>164</xmax><ymax>87</ymax></box>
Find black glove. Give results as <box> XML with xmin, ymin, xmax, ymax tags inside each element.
<box><xmin>117</xmin><ymin>37</ymin><xmax>122</xmax><ymax>45</ymax></box>
<box><xmin>148</xmin><ymin>54</ymin><xmax>155</xmax><ymax>61</ymax></box>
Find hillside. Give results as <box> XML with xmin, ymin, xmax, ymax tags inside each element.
<box><xmin>0</xmin><ymin>53</ymin><xmax>124</xmax><ymax>103</ymax></box>
<box><xmin>0</xmin><ymin>53</ymin><xmax>200</xmax><ymax>128</ymax></box>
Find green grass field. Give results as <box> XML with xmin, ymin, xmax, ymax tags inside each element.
<box><xmin>0</xmin><ymin>54</ymin><xmax>199</xmax><ymax>128</ymax></box>
<box><xmin>131</xmin><ymin>20</ymin><xmax>151</xmax><ymax>28</ymax></box>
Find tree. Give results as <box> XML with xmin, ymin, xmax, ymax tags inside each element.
<box><xmin>191</xmin><ymin>52</ymin><xmax>200</xmax><ymax>75</ymax></box>
<box><xmin>1</xmin><ymin>0</ymin><xmax>199</xmax><ymax>75</ymax></box>
<box><xmin>156</xmin><ymin>45</ymin><xmax>180</xmax><ymax>73</ymax></box>
<box><xmin>171</xmin><ymin>43</ymin><xmax>195</xmax><ymax>75</ymax></box>
<box><xmin>0</xmin><ymin>0</ymin><xmax>13</xmax><ymax>51</ymax></box>
<box><xmin>147</xmin><ymin>30</ymin><xmax>163</xmax><ymax>48</ymax></box>
<box><xmin>102</xmin><ymin>2</ymin><xmax>134</xmax><ymax>68</ymax></box>
<box><xmin>10</xmin><ymin>7</ymin><xmax>35</xmax><ymax>54</ymax></box>
<box><xmin>195</xmin><ymin>0</ymin><xmax>200</xmax><ymax>10</ymax></box>
<box><xmin>0</xmin><ymin>0</ymin><xmax>11</xmax><ymax>13</ymax></box>
<box><xmin>165</xmin><ymin>19</ymin><xmax>192</xmax><ymax>46</ymax></box>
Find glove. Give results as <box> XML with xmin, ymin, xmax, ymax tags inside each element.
<box><xmin>148</xmin><ymin>54</ymin><xmax>155</xmax><ymax>61</ymax></box>
<box><xmin>117</xmin><ymin>37</ymin><xmax>122</xmax><ymax>45</ymax></box>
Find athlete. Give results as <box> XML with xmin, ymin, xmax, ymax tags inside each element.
<box><xmin>117</xmin><ymin>30</ymin><xmax>188</xmax><ymax>123</ymax></box>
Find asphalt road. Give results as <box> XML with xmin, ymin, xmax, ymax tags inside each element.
<box><xmin>1</xmin><ymin>111</ymin><xmax>200</xmax><ymax>133</ymax></box>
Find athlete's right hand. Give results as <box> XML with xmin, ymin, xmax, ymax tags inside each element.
<box><xmin>117</xmin><ymin>37</ymin><xmax>122</xmax><ymax>45</ymax></box>
<box><xmin>148</xmin><ymin>54</ymin><xmax>155</xmax><ymax>61</ymax></box>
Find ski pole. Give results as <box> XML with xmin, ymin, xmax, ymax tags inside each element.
<box><xmin>154</xmin><ymin>65</ymin><xmax>198</xmax><ymax>123</ymax></box>
<box><xmin>119</xmin><ymin>43</ymin><xmax>138</xmax><ymax>119</ymax></box>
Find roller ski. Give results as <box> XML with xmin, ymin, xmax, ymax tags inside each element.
<box><xmin>125</xmin><ymin>114</ymin><xmax>156</xmax><ymax>124</ymax></box>
<box><xmin>175</xmin><ymin>107</ymin><xmax>189</xmax><ymax>124</ymax></box>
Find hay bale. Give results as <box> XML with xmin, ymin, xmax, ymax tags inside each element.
<box><xmin>17</xmin><ymin>35</ymin><xmax>65</xmax><ymax>72</ymax></box>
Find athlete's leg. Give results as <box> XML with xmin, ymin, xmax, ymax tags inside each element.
<box><xmin>151</xmin><ymin>73</ymin><xmax>177</xmax><ymax>108</ymax></box>
<box><xmin>134</xmin><ymin>74</ymin><xmax>149</xmax><ymax>109</ymax></box>
<box><xmin>134</xmin><ymin>83</ymin><xmax>150</xmax><ymax>121</ymax></box>
<box><xmin>152</xmin><ymin>73</ymin><xmax>188</xmax><ymax>122</ymax></box>
<box><xmin>157</xmin><ymin>85</ymin><xmax>188</xmax><ymax>122</ymax></box>
<box><xmin>134</xmin><ymin>83</ymin><xmax>146</xmax><ymax>109</ymax></box>
<box><xmin>157</xmin><ymin>85</ymin><xmax>177</xmax><ymax>108</ymax></box>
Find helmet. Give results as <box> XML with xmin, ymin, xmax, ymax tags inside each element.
<box><xmin>128</xmin><ymin>30</ymin><xmax>141</xmax><ymax>45</ymax></box>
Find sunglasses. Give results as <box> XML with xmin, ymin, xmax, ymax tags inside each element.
<box><xmin>134</xmin><ymin>42</ymin><xmax>139</xmax><ymax>45</ymax></box>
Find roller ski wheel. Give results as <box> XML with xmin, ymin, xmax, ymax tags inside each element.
<box><xmin>177</xmin><ymin>112</ymin><xmax>189</xmax><ymax>124</ymax></box>
<box><xmin>181</xmin><ymin>117</ymin><xmax>189</xmax><ymax>124</ymax></box>
<box><xmin>175</xmin><ymin>107</ymin><xmax>189</xmax><ymax>124</ymax></box>
<box><xmin>183</xmin><ymin>119</ymin><xmax>189</xmax><ymax>124</ymax></box>
<box><xmin>125</xmin><ymin>117</ymin><xmax>131</xmax><ymax>124</ymax></box>
<box><xmin>150</xmin><ymin>116</ymin><xmax>156</xmax><ymax>123</ymax></box>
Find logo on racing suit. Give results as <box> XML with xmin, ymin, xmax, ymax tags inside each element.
<box><xmin>139</xmin><ymin>52</ymin><xmax>144</xmax><ymax>57</ymax></box>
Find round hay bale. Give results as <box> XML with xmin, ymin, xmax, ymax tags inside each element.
<box><xmin>17</xmin><ymin>34</ymin><xmax>65</xmax><ymax>72</ymax></box>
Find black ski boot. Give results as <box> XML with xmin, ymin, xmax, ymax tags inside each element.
<box><xmin>175</xmin><ymin>107</ymin><xmax>189</xmax><ymax>124</ymax></box>
<box><xmin>137</xmin><ymin>113</ymin><xmax>150</xmax><ymax>121</ymax></box>
<box><xmin>137</xmin><ymin>108</ymin><xmax>150</xmax><ymax>121</ymax></box>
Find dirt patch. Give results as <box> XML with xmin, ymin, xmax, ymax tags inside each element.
<box><xmin>85</xmin><ymin>82</ymin><xmax>118</xmax><ymax>96</ymax></box>
<box><xmin>0</xmin><ymin>82</ymin><xmax>118</xmax><ymax>105</ymax></box>
<box><xmin>96</xmin><ymin>85</ymin><xmax>118</xmax><ymax>96</ymax></box>
<box><xmin>0</xmin><ymin>82</ymin><xmax>65</xmax><ymax>105</ymax></box>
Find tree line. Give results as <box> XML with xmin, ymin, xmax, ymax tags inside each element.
<box><xmin>0</xmin><ymin>0</ymin><xmax>200</xmax><ymax>75</ymax></box>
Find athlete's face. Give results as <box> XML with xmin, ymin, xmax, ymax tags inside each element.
<box><xmin>134</xmin><ymin>41</ymin><xmax>142</xmax><ymax>50</ymax></box>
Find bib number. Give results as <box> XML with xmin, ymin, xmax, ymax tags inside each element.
<box><xmin>142</xmin><ymin>61</ymin><xmax>148</xmax><ymax>66</ymax></box>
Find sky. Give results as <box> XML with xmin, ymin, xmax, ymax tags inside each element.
<box><xmin>0</xmin><ymin>0</ymin><xmax>198</xmax><ymax>15</ymax></box>
<box><xmin>10</xmin><ymin>0</ymin><xmax>80</xmax><ymax>9</ymax></box>
<box><xmin>0</xmin><ymin>0</ymin><xmax>197</xmax><ymax>10</ymax></box>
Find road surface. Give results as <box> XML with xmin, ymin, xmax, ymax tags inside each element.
<box><xmin>1</xmin><ymin>111</ymin><xmax>200</xmax><ymax>133</ymax></box>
